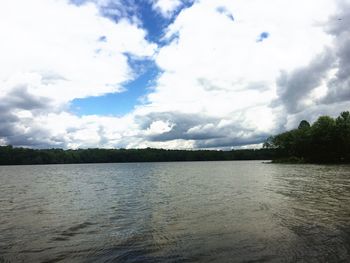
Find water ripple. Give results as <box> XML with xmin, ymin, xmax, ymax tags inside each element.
<box><xmin>0</xmin><ymin>162</ymin><xmax>349</xmax><ymax>262</ymax></box>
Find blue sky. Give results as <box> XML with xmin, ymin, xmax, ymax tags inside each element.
<box><xmin>1</xmin><ymin>0</ymin><xmax>349</xmax><ymax>149</ymax></box>
<box><xmin>71</xmin><ymin>58</ymin><xmax>159</xmax><ymax>116</ymax></box>
<box><xmin>70</xmin><ymin>0</ymin><xmax>194</xmax><ymax>117</ymax></box>
<box><xmin>70</xmin><ymin>0</ymin><xmax>165</xmax><ymax>116</ymax></box>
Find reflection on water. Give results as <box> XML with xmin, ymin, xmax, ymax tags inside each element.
<box><xmin>0</xmin><ymin>161</ymin><xmax>349</xmax><ymax>262</ymax></box>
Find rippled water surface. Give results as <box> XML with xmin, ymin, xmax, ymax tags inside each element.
<box><xmin>1</xmin><ymin>161</ymin><xmax>350</xmax><ymax>262</ymax></box>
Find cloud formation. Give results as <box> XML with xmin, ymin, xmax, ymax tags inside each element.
<box><xmin>1</xmin><ymin>0</ymin><xmax>350</xmax><ymax>149</ymax></box>
<box><xmin>150</xmin><ymin>0</ymin><xmax>185</xmax><ymax>18</ymax></box>
<box><xmin>0</xmin><ymin>0</ymin><xmax>156</xmax><ymax>104</ymax></box>
<box><xmin>274</xmin><ymin>49</ymin><xmax>335</xmax><ymax>114</ymax></box>
<box><xmin>0</xmin><ymin>0</ymin><xmax>155</xmax><ymax>148</ymax></box>
<box><xmin>139</xmin><ymin>0</ymin><xmax>339</xmax><ymax>147</ymax></box>
<box><xmin>271</xmin><ymin>0</ymin><xmax>350</xmax><ymax>128</ymax></box>
<box><xmin>322</xmin><ymin>0</ymin><xmax>350</xmax><ymax>104</ymax></box>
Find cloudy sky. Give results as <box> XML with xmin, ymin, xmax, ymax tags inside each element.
<box><xmin>1</xmin><ymin>0</ymin><xmax>350</xmax><ymax>149</ymax></box>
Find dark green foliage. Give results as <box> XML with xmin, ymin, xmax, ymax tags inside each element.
<box><xmin>2</xmin><ymin>112</ymin><xmax>349</xmax><ymax>165</ymax></box>
<box><xmin>264</xmin><ymin>111</ymin><xmax>350</xmax><ymax>163</ymax></box>
<box><xmin>0</xmin><ymin>146</ymin><xmax>277</xmax><ymax>165</ymax></box>
<box><xmin>298</xmin><ymin>120</ymin><xmax>310</xmax><ymax>129</ymax></box>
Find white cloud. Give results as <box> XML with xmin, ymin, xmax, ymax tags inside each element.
<box><xmin>131</xmin><ymin>138</ymin><xmax>195</xmax><ymax>149</ymax></box>
<box><xmin>0</xmin><ymin>0</ymin><xmax>157</xmax><ymax>148</ymax></box>
<box><xmin>150</xmin><ymin>0</ymin><xmax>183</xmax><ymax>18</ymax></box>
<box><xmin>145</xmin><ymin>120</ymin><xmax>174</xmax><ymax>135</ymax></box>
<box><xmin>136</xmin><ymin>0</ymin><xmax>341</xmax><ymax>147</ymax></box>
<box><xmin>1</xmin><ymin>0</ymin><xmax>350</xmax><ymax>149</ymax></box>
<box><xmin>0</xmin><ymin>0</ymin><xmax>156</xmax><ymax>105</ymax></box>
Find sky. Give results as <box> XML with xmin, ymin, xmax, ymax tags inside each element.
<box><xmin>1</xmin><ymin>0</ymin><xmax>350</xmax><ymax>149</ymax></box>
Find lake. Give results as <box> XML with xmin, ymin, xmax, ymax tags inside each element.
<box><xmin>0</xmin><ymin>161</ymin><xmax>350</xmax><ymax>262</ymax></box>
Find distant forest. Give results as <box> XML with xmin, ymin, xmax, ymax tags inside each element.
<box><xmin>0</xmin><ymin>146</ymin><xmax>276</xmax><ymax>165</ymax></box>
<box><xmin>1</xmin><ymin>111</ymin><xmax>349</xmax><ymax>165</ymax></box>
<box><xmin>264</xmin><ymin>111</ymin><xmax>350</xmax><ymax>163</ymax></box>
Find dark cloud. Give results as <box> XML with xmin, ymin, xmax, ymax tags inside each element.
<box><xmin>273</xmin><ymin>49</ymin><xmax>335</xmax><ymax>114</ymax></box>
<box><xmin>273</xmin><ymin>0</ymin><xmax>350</xmax><ymax>114</ymax></box>
<box><xmin>4</xmin><ymin>86</ymin><xmax>51</xmax><ymax>110</ymax></box>
<box><xmin>136</xmin><ymin>111</ymin><xmax>268</xmax><ymax>148</ymax></box>
<box><xmin>136</xmin><ymin>112</ymin><xmax>221</xmax><ymax>141</ymax></box>
<box><xmin>194</xmin><ymin>134</ymin><xmax>269</xmax><ymax>149</ymax></box>
<box><xmin>0</xmin><ymin>86</ymin><xmax>58</xmax><ymax>148</ymax></box>
<box><xmin>321</xmin><ymin>1</ymin><xmax>350</xmax><ymax>104</ymax></box>
<box><xmin>284</xmin><ymin>100</ymin><xmax>350</xmax><ymax>130</ymax></box>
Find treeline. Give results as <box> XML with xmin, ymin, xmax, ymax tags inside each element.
<box><xmin>2</xmin><ymin>112</ymin><xmax>348</xmax><ymax>165</ymax></box>
<box><xmin>264</xmin><ymin>111</ymin><xmax>350</xmax><ymax>163</ymax></box>
<box><xmin>0</xmin><ymin>146</ymin><xmax>277</xmax><ymax>165</ymax></box>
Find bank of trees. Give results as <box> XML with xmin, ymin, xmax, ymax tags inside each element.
<box><xmin>264</xmin><ymin>111</ymin><xmax>350</xmax><ymax>163</ymax></box>
<box><xmin>0</xmin><ymin>146</ymin><xmax>276</xmax><ymax>165</ymax></box>
<box><xmin>2</xmin><ymin>111</ymin><xmax>347</xmax><ymax>165</ymax></box>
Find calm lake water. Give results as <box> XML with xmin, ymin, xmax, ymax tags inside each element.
<box><xmin>0</xmin><ymin>161</ymin><xmax>350</xmax><ymax>262</ymax></box>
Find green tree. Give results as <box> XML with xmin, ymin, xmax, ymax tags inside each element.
<box><xmin>335</xmin><ymin>111</ymin><xmax>350</xmax><ymax>161</ymax></box>
<box><xmin>309</xmin><ymin>116</ymin><xmax>336</xmax><ymax>162</ymax></box>
<box><xmin>298</xmin><ymin>120</ymin><xmax>310</xmax><ymax>129</ymax></box>
<box><xmin>264</xmin><ymin>111</ymin><xmax>350</xmax><ymax>163</ymax></box>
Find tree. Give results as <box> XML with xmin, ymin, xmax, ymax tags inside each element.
<box><xmin>298</xmin><ymin>120</ymin><xmax>310</xmax><ymax>129</ymax></box>
<box><xmin>264</xmin><ymin>111</ymin><xmax>350</xmax><ymax>163</ymax></box>
<box><xmin>335</xmin><ymin>111</ymin><xmax>350</xmax><ymax>160</ymax></box>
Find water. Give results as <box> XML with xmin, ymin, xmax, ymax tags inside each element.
<box><xmin>0</xmin><ymin>161</ymin><xmax>349</xmax><ymax>262</ymax></box>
